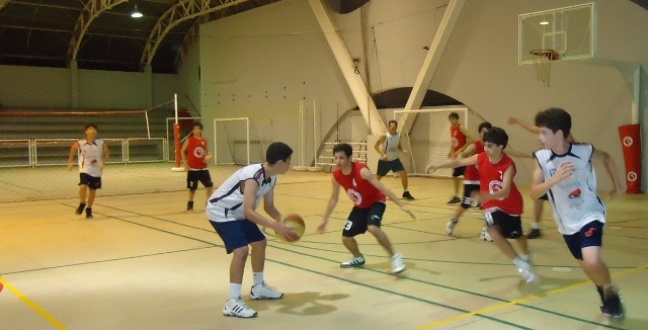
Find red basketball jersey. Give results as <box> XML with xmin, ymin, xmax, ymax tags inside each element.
<box><xmin>464</xmin><ymin>140</ymin><xmax>484</xmax><ymax>182</ymax></box>
<box><xmin>187</xmin><ymin>136</ymin><xmax>208</xmax><ymax>169</ymax></box>
<box><xmin>333</xmin><ymin>162</ymin><xmax>386</xmax><ymax>209</ymax></box>
<box><xmin>477</xmin><ymin>152</ymin><xmax>523</xmax><ymax>215</ymax></box>
<box><xmin>450</xmin><ymin>124</ymin><xmax>467</xmax><ymax>152</ymax></box>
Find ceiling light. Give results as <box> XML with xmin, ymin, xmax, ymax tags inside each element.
<box><xmin>130</xmin><ymin>5</ymin><xmax>143</xmax><ymax>18</ymax></box>
<box><xmin>539</xmin><ymin>21</ymin><xmax>549</xmax><ymax>25</ymax></box>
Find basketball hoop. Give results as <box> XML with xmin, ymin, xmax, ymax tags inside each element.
<box><xmin>530</xmin><ymin>49</ymin><xmax>559</xmax><ymax>87</ymax></box>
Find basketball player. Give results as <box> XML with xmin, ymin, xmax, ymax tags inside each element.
<box><xmin>427</xmin><ymin>127</ymin><xmax>539</xmax><ymax>284</ymax></box>
<box><xmin>67</xmin><ymin>124</ymin><xmax>110</xmax><ymax>219</ymax></box>
<box><xmin>531</xmin><ymin>108</ymin><xmax>624</xmax><ymax>318</ymax></box>
<box><xmin>180</xmin><ymin>122</ymin><xmax>214</xmax><ymax>211</ymax></box>
<box><xmin>317</xmin><ymin>143</ymin><xmax>415</xmax><ymax>274</ymax></box>
<box><xmin>207</xmin><ymin>142</ymin><xmax>298</xmax><ymax>318</ymax></box>
<box><xmin>443</xmin><ymin>122</ymin><xmax>492</xmax><ymax>236</ymax></box>
<box><xmin>508</xmin><ymin>116</ymin><xmax>577</xmax><ymax>239</ymax></box>
<box><xmin>447</xmin><ymin>112</ymin><xmax>474</xmax><ymax>204</ymax></box>
<box><xmin>374</xmin><ymin>120</ymin><xmax>415</xmax><ymax>200</ymax></box>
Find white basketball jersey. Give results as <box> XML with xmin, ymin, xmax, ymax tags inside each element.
<box><xmin>78</xmin><ymin>139</ymin><xmax>104</xmax><ymax>177</ymax></box>
<box><xmin>383</xmin><ymin>133</ymin><xmax>400</xmax><ymax>161</ymax></box>
<box><xmin>534</xmin><ymin>143</ymin><xmax>606</xmax><ymax>235</ymax></box>
<box><xmin>206</xmin><ymin>164</ymin><xmax>276</xmax><ymax>223</ymax></box>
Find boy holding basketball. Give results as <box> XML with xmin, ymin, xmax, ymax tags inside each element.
<box><xmin>180</xmin><ymin>122</ymin><xmax>214</xmax><ymax>211</ymax></box>
<box><xmin>207</xmin><ymin>142</ymin><xmax>298</xmax><ymax>318</ymax></box>
<box><xmin>531</xmin><ymin>108</ymin><xmax>624</xmax><ymax>318</ymax></box>
<box><xmin>317</xmin><ymin>143</ymin><xmax>415</xmax><ymax>274</ymax></box>
<box><xmin>426</xmin><ymin>127</ymin><xmax>539</xmax><ymax>284</ymax></box>
<box><xmin>67</xmin><ymin>123</ymin><xmax>110</xmax><ymax>219</ymax></box>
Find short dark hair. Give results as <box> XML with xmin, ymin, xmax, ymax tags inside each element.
<box><xmin>388</xmin><ymin>120</ymin><xmax>398</xmax><ymax>127</ymax></box>
<box><xmin>193</xmin><ymin>122</ymin><xmax>203</xmax><ymax>130</ymax></box>
<box><xmin>332</xmin><ymin>143</ymin><xmax>353</xmax><ymax>157</ymax></box>
<box><xmin>85</xmin><ymin>123</ymin><xmax>98</xmax><ymax>130</ymax></box>
<box><xmin>483</xmin><ymin>127</ymin><xmax>508</xmax><ymax>149</ymax></box>
<box><xmin>266</xmin><ymin>142</ymin><xmax>293</xmax><ymax>165</ymax></box>
<box><xmin>478</xmin><ymin>121</ymin><xmax>492</xmax><ymax>132</ymax></box>
<box><xmin>448</xmin><ymin>112</ymin><xmax>459</xmax><ymax>120</ymax></box>
<box><xmin>534</xmin><ymin>107</ymin><xmax>571</xmax><ymax>138</ymax></box>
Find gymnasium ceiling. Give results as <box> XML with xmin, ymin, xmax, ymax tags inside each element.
<box><xmin>1</xmin><ymin>0</ymin><xmax>645</xmax><ymax>74</ymax></box>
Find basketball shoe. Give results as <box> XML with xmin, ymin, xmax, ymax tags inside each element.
<box><xmin>447</xmin><ymin>196</ymin><xmax>461</xmax><ymax>204</ymax></box>
<box><xmin>85</xmin><ymin>208</ymin><xmax>93</xmax><ymax>219</ymax></box>
<box><xmin>250</xmin><ymin>281</ymin><xmax>283</xmax><ymax>300</ymax></box>
<box><xmin>516</xmin><ymin>259</ymin><xmax>539</xmax><ymax>284</ymax></box>
<box><xmin>340</xmin><ymin>254</ymin><xmax>365</xmax><ymax>268</ymax></box>
<box><xmin>75</xmin><ymin>203</ymin><xmax>86</xmax><ymax>215</ymax></box>
<box><xmin>527</xmin><ymin>228</ymin><xmax>542</xmax><ymax>239</ymax></box>
<box><xmin>446</xmin><ymin>219</ymin><xmax>458</xmax><ymax>235</ymax></box>
<box><xmin>187</xmin><ymin>201</ymin><xmax>194</xmax><ymax>211</ymax></box>
<box><xmin>391</xmin><ymin>253</ymin><xmax>406</xmax><ymax>274</ymax></box>
<box><xmin>223</xmin><ymin>297</ymin><xmax>257</xmax><ymax>318</ymax></box>
<box><xmin>598</xmin><ymin>287</ymin><xmax>624</xmax><ymax>318</ymax></box>
<box><xmin>402</xmin><ymin>191</ymin><xmax>415</xmax><ymax>200</ymax></box>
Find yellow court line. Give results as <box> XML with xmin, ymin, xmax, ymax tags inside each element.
<box><xmin>417</xmin><ymin>264</ymin><xmax>648</xmax><ymax>329</ymax></box>
<box><xmin>0</xmin><ymin>276</ymin><xmax>67</xmax><ymax>329</ymax></box>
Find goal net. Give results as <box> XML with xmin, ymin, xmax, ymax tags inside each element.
<box><xmin>395</xmin><ymin>106</ymin><xmax>484</xmax><ymax>178</ymax></box>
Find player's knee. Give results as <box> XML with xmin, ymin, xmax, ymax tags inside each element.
<box><xmin>508</xmin><ymin>230</ymin><xmax>522</xmax><ymax>239</ymax></box>
<box><xmin>367</xmin><ymin>224</ymin><xmax>381</xmax><ymax>234</ymax></box>
<box><xmin>204</xmin><ymin>182</ymin><xmax>214</xmax><ymax>188</ymax></box>
<box><xmin>232</xmin><ymin>246</ymin><xmax>250</xmax><ymax>258</ymax></box>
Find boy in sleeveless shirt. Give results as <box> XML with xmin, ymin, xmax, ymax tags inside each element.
<box><xmin>427</xmin><ymin>127</ymin><xmax>539</xmax><ymax>284</ymax></box>
<box><xmin>180</xmin><ymin>122</ymin><xmax>214</xmax><ymax>211</ymax></box>
<box><xmin>317</xmin><ymin>143</ymin><xmax>415</xmax><ymax>274</ymax></box>
<box><xmin>374</xmin><ymin>120</ymin><xmax>415</xmax><ymax>200</ymax></box>
<box><xmin>531</xmin><ymin>108</ymin><xmax>624</xmax><ymax>318</ymax></box>
<box><xmin>68</xmin><ymin>123</ymin><xmax>110</xmax><ymax>219</ymax></box>
<box><xmin>447</xmin><ymin>112</ymin><xmax>473</xmax><ymax>204</ymax></box>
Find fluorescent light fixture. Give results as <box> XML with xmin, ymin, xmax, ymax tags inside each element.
<box><xmin>131</xmin><ymin>5</ymin><xmax>143</xmax><ymax>18</ymax></box>
<box><xmin>539</xmin><ymin>21</ymin><xmax>549</xmax><ymax>25</ymax></box>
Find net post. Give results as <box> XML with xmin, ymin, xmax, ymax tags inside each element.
<box><xmin>171</xmin><ymin>93</ymin><xmax>185</xmax><ymax>172</ymax></box>
<box><xmin>144</xmin><ymin>111</ymin><xmax>151</xmax><ymax>139</ymax></box>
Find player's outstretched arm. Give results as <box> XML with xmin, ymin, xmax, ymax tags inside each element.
<box><xmin>591</xmin><ymin>148</ymin><xmax>625</xmax><ymax>200</ymax></box>
<box><xmin>505</xmin><ymin>146</ymin><xmax>532</xmax><ymax>159</ymax></box>
<box><xmin>507</xmin><ymin>117</ymin><xmax>540</xmax><ymax>134</ymax></box>
<box><xmin>426</xmin><ymin>154</ymin><xmax>478</xmax><ymax>174</ymax></box>
<box><xmin>317</xmin><ymin>177</ymin><xmax>341</xmax><ymax>233</ymax></box>
<box><xmin>360</xmin><ymin>168</ymin><xmax>415</xmax><ymax>219</ymax></box>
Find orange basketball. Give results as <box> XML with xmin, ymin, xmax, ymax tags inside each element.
<box><xmin>276</xmin><ymin>214</ymin><xmax>305</xmax><ymax>243</ymax></box>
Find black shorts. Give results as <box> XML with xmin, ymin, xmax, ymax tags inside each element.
<box><xmin>377</xmin><ymin>159</ymin><xmax>405</xmax><ymax>176</ymax></box>
<box><xmin>187</xmin><ymin>170</ymin><xmax>214</xmax><ymax>190</ymax></box>
<box><xmin>452</xmin><ymin>166</ymin><xmax>466</xmax><ymax>177</ymax></box>
<box><xmin>461</xmin><ymin>184</ymin><xmax>480</xmax><ymax>209</ymax></box>
<box><xmin>483</xmin><ymin>209</ymin><xmax>523</xmax><ymax>239</ymax></box>
<box><xmin>563</xmin><ymin>221</ymin><xmax>604</xmax><ymax>260</ymax></box>
<box><xmin>539</xmin><ymin>194</ymin><xmax>548</xmax><ymax>201</ymax></box>
<box><xmin>343</xmin><ymin>202</ymin><xmax>387</xmax><ymax>237</ymax></box>
<box><xmin>79</xmin><ymin>173</ymin><xmax>101</xmax><ymax>189</ymax></box>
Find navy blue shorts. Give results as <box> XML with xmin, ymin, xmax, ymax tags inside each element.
<box><xmin>343</xmin><ymin>202</ymin><xmax>387</xmax><ymax>237</ymax></box>
<box><xmin>210</xmin><ymin>219</ymin><xmax>266</xmax><ymax>254</ymax></box>
<box><xmin>79</xmin><ymin>173</ymin><xmax>101</xmax><ymax>189</ymax></box>
<box><xmin>452</xmin><ymin>166</ymin><xmax>466</xmax><ymax>177</ymax></box>
<box><xmin>562</xmin><ymin>221</ymin><xmax>604</xmax><ymax>260</ymax></box>
<box><xmin>483</xmin><ymin>209</ymin><xmax>523</xmax><ymax>239</ymax></box>
<box><xmin>461</xmin><ymin>184</ymin><xmax>480</xmax><ymax>209</ymax></box>
<box><xmin>377</xmin><ymin>159</ymin><xmax>405</xmax><ymax>176</ymax></box>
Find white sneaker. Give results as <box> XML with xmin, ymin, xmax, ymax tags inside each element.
<box><xmin>250</xmin><ymin>281</ymin><xmax>283</xmax><ymax>300</ymax></box>
<box><xmin>223</xmin><ymin>297</ymin><xmax>257</xmax><ymax>318</ymax></box>
<box><xmin>446</xmin><ymin>220</ymin><xmax>458</xmax><ymax>235</ymax></box>
<box><xmin>480</xmin><ymin>227</ymin><xmax>493</xmax><ymax>242</ymax></box>
<box><xmin>517</xmin><ymin>260</ymin><xmax>540</xmax><ymax>284</ymax></box>
<box><xmin>391</xmin><ymin>253</ymin><xmax>406</xmax><ymax>274</ymax></box>
<box><xmin>340</xmin><ymin>255</ymin><xmax>365</xmax><ymax>268</ymax></box>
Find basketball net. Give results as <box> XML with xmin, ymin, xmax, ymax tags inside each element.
<box><xmin>530</xmin><ymin>49</ymin><xmax>558</xmax><ymax>87</ymax></box>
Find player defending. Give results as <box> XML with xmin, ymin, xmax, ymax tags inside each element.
<box><xmin>508</xmin><ymin>116</ymin><xmax>577</xmax><ymax>239</ymax></box>
<box><xmin>427</xmin><ymin>127</ymin><xmax>538</xmax><ymax>284</ymax></box>
<box><xmin>444</xmin><ymin>122</ymin><xmax>492</xmax><ymax>236</ymax></box>
<box><xmin>374</xmin><ymin>120</ymin><xmax>415</xmax><ymax>200</ymax></box>
<box><xmin>531</xmin><ymin>108</ymin><xmax>624</xmax><ymax>318</ymax></box>
<box><xmin>447</xmin><ymin>112</ymin><xmax>473</xmax><ymax>204</ymax></box>
<box><xmin>317</xmin><ymin>143</ymin><xmax>415</xmax><ymax>274</ymax></box>
<box><xmin>67</xmin><ymin>124</ymin><xmax>110</xmax><ymax>219</ymax></box>
<box><xmin>181</xmin><ymin>122</ymin><xmax>214</xmax><ymax>211</ymax></box>
<box><xmin>207</xmin><ymin>142</ymin><xmax>299</xmax><ymax>318</ymax></box>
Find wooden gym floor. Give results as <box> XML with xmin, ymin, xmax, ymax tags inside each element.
<box><xmin>0</xmin><ymin>165</ymin><xmax>647</xmax><ymax>329</ymax></box>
